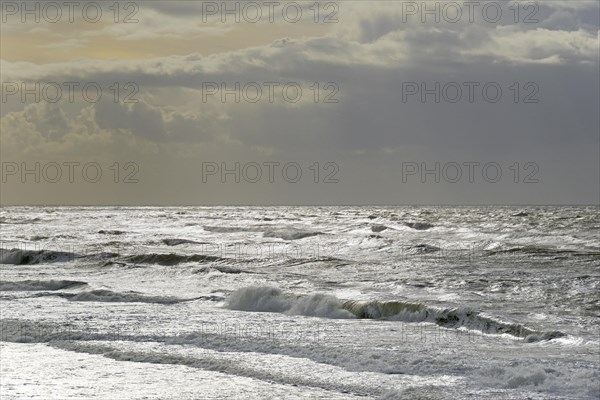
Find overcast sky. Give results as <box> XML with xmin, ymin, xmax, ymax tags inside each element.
<box><xmin>1</xmin><ymin>1</ymin><xmax>598</xmax><ymax>205</ymax></box>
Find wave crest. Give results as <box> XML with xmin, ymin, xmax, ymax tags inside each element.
<box><xmin>226</xmin><ymin>286</ymin><xmax>354</xmax><ymax>319</ymax></box>
<box><xmin>0</xmin><ymin>279</ymin><xmax>87</xmax><ymax>291</ymax></box>
<box><xmin>123</xmin><ymin>253</ymin><xmax>224</xmax><ymax>266</ymax></box>
<box><xmin>57</xmin><ymin>289</ymin><xmax>188</xmax><ymax>304</ymax></box>
<box><xmin>0</xmin><ymin>248</ymin><xmax>75</xmax><ymax>265</ymax></box>
<box><xmin>226</xmin><ymin>287</ymin><xmax>565</xmax><ymax>341</ymax></box>
<box><xmin>263</xmin><ymin>229</ymin><xmax>322</xmax><ymax>240</ymax></box>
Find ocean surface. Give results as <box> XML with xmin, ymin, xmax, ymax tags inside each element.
<box><xmin>0</xmin><ymin>206</ymin><xmax>599</xmax><ymax>399</ymax></box>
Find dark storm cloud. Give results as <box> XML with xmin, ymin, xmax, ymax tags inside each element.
<box><xmin>1</xmin><ymin>1</ymin><xmax>598</xmax><ymax>204</ymax></box>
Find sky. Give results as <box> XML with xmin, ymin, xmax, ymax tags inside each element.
<box><xmin>1</xmin><ymin>0</ymin><xmax>599</xmax><ymax>205</ymax></box>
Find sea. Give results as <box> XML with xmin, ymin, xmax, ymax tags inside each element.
<box><xmin>1</xmin><ymin>206</ymin><xmax>599</xmax><ymax>399</ymax></box>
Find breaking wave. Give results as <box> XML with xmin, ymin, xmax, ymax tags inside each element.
<box><xmin>203</xmin><ymin>226</ymin><xmax>263</xmax><ymax>233</ymax></box>
<box><xmin>0</xmin><ymin>248</ymin><xmax>76</xmax><ymax>265</ymax></box>
<box><xmin>30</xmin><ymin>235</ymin><xmax>50</xmax><ymax>241</ymax></box>
<box><xmin>97</xmin><ymin>230</ymin><xmax>127</xmax><ymax>235</ymax></box>
<box><xmin>162</xmin><ymin>238</ymin><xmax>208</xmax><ymax>246</ymax></box>
<box><xmin>263</xmin><ymin>229</ymin><xmax>323</xmax><ymax>241</ymax></box>
<box><xmin>0</xmin><ymin>279</ymin><xmax>87</xmax><ymax>291</ymax></box>
<box><xmin>226</xmin><ymin>286</ymin><xmax>353</xmax><ymax>319</ymax></box>
<box><xmin>342</xmin><ymin>300</ymin><xmax>565</xmax><ymax>342</ymax></box>
<box><xmin>371</xmin><ymin>225</ymin><xmax>388</xmax><ymax>232</ymax></box>
<box><xmin>225</xmin><ymin>287</ymin><xmax>565</xmax><ymax>342</ymax></box>
<box><xmin>123</xmin><ymin>253</ymin><xmax>225</xmax><ymax>266</ymax></box>
<box><xmin>0</xmin><ymin>217</ymin><xmax>42</xmax><ymax>224</ymax></box>
<box><xmin>42</xmin><ymin>289</ymin><xmax>194</xmax><ymax>304</ymax></box>
<box><xmin>486</xmin><ymin>246</ymin><xmax>600</xmax><ymax>258</ymax></box>
<box><xmin>404</xmin><ymin>222</ymin><xmax>434</xmax><ymax>230</ymax></box>
<box><xmin>193</xmin><ymin>265</ymin><xmax>253</xmax><ymax>274</ymax></box>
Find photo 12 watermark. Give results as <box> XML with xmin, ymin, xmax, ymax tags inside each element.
<box><xmin>396</xmin><ymin>1</ymin><xmax>540</xmax><ymax>24</ymax></box>
<box><xmin>194</xmin><ymin>321</ymin><xmax>341</xmax><ymax>343</ymax></box>
<box><xmin>0</xmin><ymin>241</ymin><xmax>146</xmax><ymax>265</ymax></box>
<box><xmin>201</xmin><ymin>162</ymin><xmax>340</xmax><ymax>183</ymax></box>
<box><xmin>1</xmin><ymin>82</ymin><xmax>139</xmax><ymax>104</ymax></box>
<box><xmin>188</xmin><ymin>242</ymin><xmax>344</xmax><ymax>261</ymax></box>
<box><xmin>1</xmin><ymin>1</ymin><xmax>140</xmax><ymax>23</ymax></box>
<box><xmin>0</xmin><ymin>319</ymin><xmax>341</xmax><ymax>344</ymax></box>
<box><xmin>396</xmin><ymin>321</ymin><xmax>538</xmax><ymax>344</ymax></box>
<box><xmin>401</xmin><ymin>162</ymin><xmax>540</xmax><ymax>184</ymax></box>
<box><xmin>200</xmin><ymin>82</ymin><xmax>340</xmax><ymax>104</ymax></box>
<box><xmin>0</xmin><ymin>240</ymin><xmax>343</xmax><ymax>266</ymax></box>
<box><xmin>1</xmin><ymin>161</ymin><xmax>140</xmax><ymax>184</ymax></box>
<box><xmin>401</xmin><ymin>81</ymin><xmax>540</xmax><ymax>104</ymax></box>
<box><xmin>198</xmin><ymin>1</ymin><xmax>339</xmax><ymax>24</ymax></box>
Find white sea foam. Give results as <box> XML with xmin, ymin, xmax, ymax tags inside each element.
<box><xmin>1</xmin><ymin>206</ymin><xmax>598</xmax><ymax>400</ymax></box>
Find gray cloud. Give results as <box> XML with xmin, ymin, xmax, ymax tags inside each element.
<box><xmin>1</xmin><ymin>1</ymin><xmax>598</xmax><ymax>205</ymax></box>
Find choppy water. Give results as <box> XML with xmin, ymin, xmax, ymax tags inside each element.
<box><xmin>1</xmin><ymin>206</ymin><xmax>599</xmax><ymax>399</ymax></box>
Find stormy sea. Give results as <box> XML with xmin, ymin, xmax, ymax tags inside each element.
<box><xmin>1</xmin><ymin>206</ymin><xmax>599</xmax><ymax>399</ymax></box>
